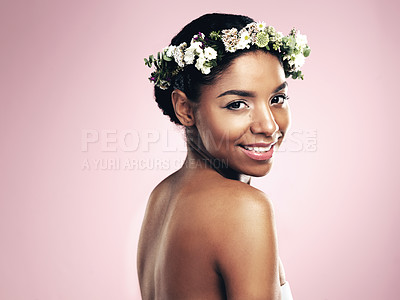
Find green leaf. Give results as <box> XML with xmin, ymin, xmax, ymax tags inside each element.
<box><xmin>210</xmin><ymin>31</ymin><xmax>220</xmax><ymax>40</ymax></box>
<box><xmin>303</xmin><ymin>47</ymin><xmax>311</xmax><ymax>57</ymax></box>
<box><xmin>288</xmin><ymin>36</ymin><xmax>296</xmax><ymax>48</ymax></box>
<box><xmin>144</xmin><ymin>57</ymin><xmax>153</xmax><ymax>68</ymax></box>
<box><xmin>163</xmin><ymin>52</ymin><xmax>172</xmax><ymax>61</ymax></box>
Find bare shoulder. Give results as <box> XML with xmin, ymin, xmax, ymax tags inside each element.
<box><xmin>204</xmin><ymin>179</ymin><xmax>280</xmax><ymax>299</ymax></box>
<box><xmin>207</xmin><ymin>178</ymin><xmax>276</xmax><ymax>236</ymax></box>
<box><xmin>204</xmin><ymin>178</ymin><xmax>274</xmax><ymax>221</ymax></box>
<box><xmin>145</xmin><ymin>170</ymin><xmax>179</xmax><ymax>205</ymax></box>
<box><xmin>149</xmin><ymin>171</ymin><xmax>177</xmax><ymax>195</ymax></box>
<box><xmin>140</xmin><ymin>171</ymin><xmax>180</xmax><ymax>230</ymax></box>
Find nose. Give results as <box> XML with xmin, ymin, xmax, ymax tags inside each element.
<box><xmin>250</xmin><ymin>105</ymin><xmax>279</xmax><ymax>136</ymax></box>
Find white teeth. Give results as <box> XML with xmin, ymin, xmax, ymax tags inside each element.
<box><xmin>243</xmin><ymin>145</ymin><xmax>272</xmax><ymax>152</ymax></box>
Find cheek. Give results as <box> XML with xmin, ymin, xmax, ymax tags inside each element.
<box><xmin>197</xmin><ymin>108</ymin><xmax>246</xmax><ymax>152</ymax></box>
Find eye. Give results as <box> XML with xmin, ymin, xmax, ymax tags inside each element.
<box><xmin>270</xmin><ymin>94</ymin><xmax>290</xmax><ymax>105</ymax></box>
<box><xmin>225</xmin><ymin>101</ymin><xmax>249</xmax><ymax>110</ymax></box>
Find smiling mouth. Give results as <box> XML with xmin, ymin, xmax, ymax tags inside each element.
<box><xmin>238</xmin><ymin>143</ymin><xmax>275</xmax><ymax>161</ymax></box>
<box><xmin>239</xmin><ymin>144</ymin><xmax>273</xmax><ymax>153</ymax></box>
<box><xmin>239</xmin><ymin>141</ymin><xmax>278</xmax><ymax>153</ymax></box>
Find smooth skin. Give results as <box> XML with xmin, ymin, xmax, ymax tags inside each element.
<box><xmin>137</xmin><ymin>51</ymin><xmax>291</xmax><ymax>300</ymax></box>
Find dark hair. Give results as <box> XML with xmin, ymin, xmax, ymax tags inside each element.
<box><xmin>154</xmin><ymin>13</ymin><xmax>277</xmax><ymax>125</ymax></box>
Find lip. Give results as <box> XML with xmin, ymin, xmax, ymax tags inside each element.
<box><xmin>239</xmin><ymin>143</ymin><xmax>276</xmax><ymax>161</ymax></box>
<box><xmin>241</xmin><ymin>142</ymin><xmax>276</xmax><ymax>147</ymax></box>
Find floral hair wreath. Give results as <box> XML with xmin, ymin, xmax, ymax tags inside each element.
<box><xmin>145</xmin><ymin>21</ymin><xmax>311</xmax><ymax>90</ymax></box>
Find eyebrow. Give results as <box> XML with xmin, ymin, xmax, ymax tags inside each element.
<box><xmin>217</xmin><ymin>81</ymin><xmax>288</xmax><ymax>98</ymax></box>
<box><xmin>273</xmin><ymin>81</ymin><xmax>288</xmax><ymax>93</ymax></box>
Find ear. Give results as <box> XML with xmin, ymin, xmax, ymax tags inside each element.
<box><xmin>171</xmin><ymin>89</ymin><xmax>196</xmax><ymax>126</ymax></box>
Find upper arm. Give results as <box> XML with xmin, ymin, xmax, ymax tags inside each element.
<box><xmin>212</xmin><ymin>190</ymin><xmax>280</xmax><ymax>300</ymax></box>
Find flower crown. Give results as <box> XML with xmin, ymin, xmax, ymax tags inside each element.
<box><xmin>145</xmin><ymin>21</ymin><xmax>311</xmax><ymax>90</ymax></box>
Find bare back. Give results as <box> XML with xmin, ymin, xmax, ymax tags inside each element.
<box><xmin>137</xmin><ymin>167</ymin><xmax>284</xmax><ymax>299</ymax></box>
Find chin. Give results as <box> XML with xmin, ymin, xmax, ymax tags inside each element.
<box><xmin>239</xmin><ymin>160</ymin><xmax>274</xmax><ymax>177</ymax></box>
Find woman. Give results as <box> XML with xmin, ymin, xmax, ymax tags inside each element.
<box><xmin>137</xmin><ymin>13</ymin><xmax>310</xmax><ymax>299</ymax></box>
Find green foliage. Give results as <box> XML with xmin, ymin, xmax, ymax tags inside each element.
<box><xmin>210</xmin><ymin>31</ymin><xmax>221</xmax><ymax>40</ymax></box>
<box><xmin>303</xmin><ymin>47</ymin><xmax>311</xmax><ymax>57</ymax></box>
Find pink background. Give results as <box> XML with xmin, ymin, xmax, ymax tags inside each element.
<box><xmin>1</xmin><ymin>0</ymin><xmax>399</xmax><ymax>299</ymax></box>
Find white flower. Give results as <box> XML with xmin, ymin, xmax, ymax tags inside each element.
<box><xmin>184</xmin><ymin>48</ymin><xmax>196</xmax><ymax>64</ymax></box>
<box><xmin>195</xmin><ymin>54</ymin><xmax>211</xmax><ymax>74</ymax></box>
<box><xmin>201</xmin><ymin>65</ymin><xmax>211</xmax><ymax>74</ymax></box>
<box><xmin>165</xmin><ymin>45</ymin><xmax>176</xmax><ymax>57</ymax></box>
<box><xmin>195</xmin><ymin>54</ymin><xmax>206</xmax><ymax>70</ymax></box>
<box><xmin>237</xmin><ymin>30</ymin><xmax>251</xmax><ymax>50</ymax></box>
<box><xmin>173</xmin><ymin>42</ymin><xmax>187</xmax><ymax>67</ymax></box>
<box><xmin>221</xmin><ymin>28</ymin><xmax>239</xmax><ymax>52</ymax></box>
<box><xmin>189</xmin><ymin>41</ymin><xmax>203</xmax><ymax>54</ymax></box>
<box><xmin>204</xmin><ymin>47</ymin><xmax>217</xmax><ymax>60</ymax></box>
<box><xmin>293</xmin><ymin>53</ymin><xmax>306</xmax><ymax>69</ymax></box>
<box><xmin>226</xmin><ymin>45</ymin><xmax>237</xmax><ymax>53</ymax></box>
<box><xmin>266</xmin><ymin>26</ymin><xmax>276</xmax><ymax>35</ymax></box>
<box><xmin>296</xmin><ymin>32</ymin><xmax>308</xmax><ymax>48</ymax></box>
<box><xmin>256</xmin><ymin>21</ymin><xmax>266</xmax><ymax>31</ymax></box>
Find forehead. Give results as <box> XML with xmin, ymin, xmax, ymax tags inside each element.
<box><xmin>201</xmin><ymin>51</ymin><xmax>286</xmax><ymax>98</ymax></box>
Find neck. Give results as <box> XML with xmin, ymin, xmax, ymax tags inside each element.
<box><xmin>183</xmin><ymin>134</ymin><xmax>251</xmax><ymax>185</ymax></box>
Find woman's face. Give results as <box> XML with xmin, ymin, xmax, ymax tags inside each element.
<box><xmin>193</xmin><ymin>50</ymin><xmax>291</xmax><ymax>177</ymax></box>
